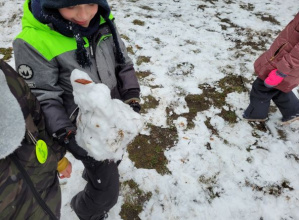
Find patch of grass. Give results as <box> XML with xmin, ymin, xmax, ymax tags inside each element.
<box><xmin>121</xmin><ymin>34</ymin><xmax>130</xmax><ymax>41</ymax></box>
<box><xmin>219</xmin><ymin>108</ymin><xmax>237</xmax><ymax>124</ymax></box>
<box><xmin>165</xmin><ymin>92</ymin><xmax>209</xmax><ymax>129</ymax></box>
<box><xmin>133</xmin><ymin>19</ymin><xmax>145</xmax><ymax>26</ymax></box>
<box><xmin>166</xmin><ymin>75</ymin><xmax>244</xmax><ymax>128</ymax></box>
<box><xmin>177</xmin><ymin>62</ymin><xmax>194</xmax><ymax>73</ymax></box>
<box><xmin>120</xmin><ymin>180</ymin><xmax>152</xmax><ymax>220</ymax></box>
<box><xmin>254</xmin><ymin>13</ymin><xmax>280</xmax><ymax>25</ymax></box>
<box><xmin>192</xmin><ymin>75</ymin><xmax>244</xmax><ymax>124</ymax></box>
<box><xmin>185</xmin><ymin>40</ymin><xmax>197</xmax><ymax>45</ymax></box>
<box><xmin>246</xmin><ymin>156</ymin><xmax>253</xmax><ymax>163</ymax></box>
<box><xmin>136</xmin><ymin>70</ymin><xmax>152</xmax><ymax>79</ymax></box>
<box><xmin>165</xmin><ymin>107</ymin><xmax>179</xmax><ymax>127</ymax></box>
<box><xmin>0</xmin><ymin>47</ymin><xmax>13</xmax><ymax>61</ymax></box>
<box><xmin>127</xmin><ymin>45</ymin><xmax>134</xmax><ymax>55</ymax></box>
<box><xmin>249</xmin><ymin>122</ymin><xmax>268</xmax><ymax>136</ymax></box>
<box><xmin>168</xmin><ymin>62</ymin><xmax>195</xmax><ymax>76</ymax></box>
<box><xmin>239</xmin><ymin>3</ymin><xmax>255</xmax><ymax>11</ymax></box>
<box><xmin>204</xmin><ymin>118</ymin><xmax>218</xmax><ymax>136</ymax></box>
<box><xmin>154</xmin><ymin>38</ymin><xmax>161</xmax><ymax>44</ymax></box>
<box><xmin>245</xmin><ymin>180</ymin><xmax>294</xmax><ymax>197</ymax></box>
<box><xmin>202</xmin><ymin>0</ymin><xmax>217</xmax><ymax>5</ymax></box>
<box><xmin>224</xmin><ymin>24</ymin><xmax>273</xmax><ymax>59</ymax></box>
<box><xmin>285</xmin><ymin>153</ymin><xmax>299</xmax><ymax>162</ymax></box>
<box><xmin>127</xmin><ymin>124</ymin><xmax>178</xmax><ymax>175</ymax></box>
<box><xmin>136</xmin><ymin>56</ymin><xmax>151</xmax><ymax>66</ymax></box>
<box><xmin>182</xmin><ymin>94</ymin><xmax>208</xmax><ymax>129</ymax></box>
<box><xmin>198</xmin><ymin>172</ymin><xmax>223</xmax><ymax>203</ymax></box>
<box><xmin>192</xmin><ymin>49</ymin><xmax>201</xmax><ymax>54</ymax></box>
<box><xmin>246</xmin><ymin>142</ymin><xmax>269</xmax><ymax>152</ymax></box>
<box><xmin>197</xmin><ymin>5</ymin><xmax>207</xmax><ymax>11</ymax></box>
<box><xmin>141</xmin><ymin>95</ymin><xmax>159</xmax><ymax>113</ymax></box>
<box><xmin>140</xmin><ymin>5</ymin><xmax>154</xmax><ymax>11</ymax></box>
<box><xmin>9</xmin><ymin>13</ymin><xmax>18</xmax><ymax>23</ymax></box>
<box><xmin>223</xmin><ymin>0</ymin><xmax>234</xmax><ymax>4</ymax></box>
<box><xmin>197</xmin><ymin>84</ymin><xmax>225</xmax><ymax>109</ymax></box>
<box><xmin>218</xmin><ymin>74</ymin><xmax>246</xmax><ymax>94</ymax></box>
<box><xmin>217</xmin><ymin>17</ymin><xmax>237</xmax><ymax>29</ymax></box>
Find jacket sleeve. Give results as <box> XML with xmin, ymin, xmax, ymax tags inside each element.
<box><xmin>114</xmin><ymin>24</ymin><xmax>140</xmax><ymax>101</ymax></box>
<box><xmin>1</xmin><ymin>60</ymin><xmax>66</xmax><ymax>160</ymax></box>
<box><xmin>276</xmin><ymin>13</ymin><xmax>299</xmax><ymax>74</ymax></box>
<box><xmin>13</xmin><ymin>39</ymin><xmax>74</xmax><ymax>134</ymax></box>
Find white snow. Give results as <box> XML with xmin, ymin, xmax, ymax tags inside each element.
<box><xmin>1</xmin><ymin>0</ymin><xmax>299</xmax><ymax>219</ymax></box>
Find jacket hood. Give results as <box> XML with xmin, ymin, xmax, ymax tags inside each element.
<box><xmin>39</xmin><ymin>0</ymin><xmax>111</xmax><ymax>19</ymax></box>
<box><xmin>0</xmin><ymin>69</ymin><xmax>25</xmax><ymax>159</ymax></box>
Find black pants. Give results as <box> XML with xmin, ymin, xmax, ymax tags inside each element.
<box><xmin>71</xmin><ymin>160</ymin><xmax>119</xmax><ymax>220</ymax></box>
<box><xmin>244</xmin><ymin>78</ymin><xmax>299</xmax><ymax>120</ymax></box>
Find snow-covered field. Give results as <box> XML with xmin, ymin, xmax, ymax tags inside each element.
<box><xmin>1</xmin><ymin>0</ymin><xmax>298</xmax><ymax>219</ymax></box>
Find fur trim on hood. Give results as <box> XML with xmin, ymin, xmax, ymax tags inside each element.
<box><xmin>0</xmin><ymin>69</ymin><xmax>25</xmax><ymax>159</ymax></box>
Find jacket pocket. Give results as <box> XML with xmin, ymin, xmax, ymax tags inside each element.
<box><xmin>270</xmin><ymin>42</ymin><xmax>288</xmax><ymax>61</ymax></box>
<box><xmin>254</xmin><ymin>52</ymin><xmax>275</xmax><ymax>79</ymax></box>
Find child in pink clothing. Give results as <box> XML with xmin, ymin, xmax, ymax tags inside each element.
<box><xmin>243</xmin><ymin>12</ymin><xmax>299</xmax><ymax>124</ymax></box>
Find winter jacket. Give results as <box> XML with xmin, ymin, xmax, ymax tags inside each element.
<box><xmin>0</xmin><ymin>60</ymin><xmax>65</xmax><ymax>220</ymax></box>
<box><xmin>13</xmin><ymin>0</ymin><xmax>140</xmax><ymax>135</ymax></box>
<box><xmin>254</xmin><ymin>12</ymin><xmax>299</xmax><ymax>93</ymax></box>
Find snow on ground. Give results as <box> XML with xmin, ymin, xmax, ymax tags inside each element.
<box><xmin>1</xmin><ymin>0</ymin><xmax>299</xmax><ymax>219</ymax></box>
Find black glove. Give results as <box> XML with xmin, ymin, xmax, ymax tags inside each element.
<box><xmin>54</xmin><ymin>127</ymin><xmax>89</xmax><ymax>161</ymax></box>
<box><xmin>67</xmin><ymin>136</ymin><xmax>89</xmax><ymax>161</ymax></box>
<box><xmin>129</xmin><ymin>100</ymin><xmax>141</xmax><ymax>113</ymax></box>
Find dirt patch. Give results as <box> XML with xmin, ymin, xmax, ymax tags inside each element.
<box><xmin>199</xmin><ymin>172</ymin><xmax>224</xmax><ymax>203</ymax></box>
<box><xmin>127</xmin><ymin>124</ymin><xmax>178</xmax><ymax>175</ymax></box>
<box><xmin>136</xmin><ymin>56</ymin><xmax>151</xmax><ymax>66</ymax></box>
<box><xmin>245</xmin><ymin>180</ymin><xmax>294</xmax><ymax>197</ymax></box>
<box><xmin>141</xmin><ymin>95</ymin><xmax>159</xmax><ymax>113</ymax></box>
<box><xmin>0</xmin><ymin>47</ymin><xmax>13</xmax><ymax>61</ymax></box>
<box><xmin>133</xmin><ymin>19</ymin><xmax>145</xmax><ymax>26</ymax></box>
<box><xmin>120</xmin><ymin>179</ymin><xmax>152</xmax><ymax>220</ymax></box>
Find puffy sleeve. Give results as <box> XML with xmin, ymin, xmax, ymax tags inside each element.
<box><xmin>13</xmin><ymin>38</ymin><xmax>74</xmax><ymax>134</ymax></box>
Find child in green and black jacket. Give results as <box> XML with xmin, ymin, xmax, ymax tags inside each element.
<box><xmin>13</xmin><ymin>0</ymin><xmax>141</xmax><ymax>219</ymax></box>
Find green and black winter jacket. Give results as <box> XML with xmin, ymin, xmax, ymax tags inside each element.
<box><xmin>13</xmin><ymin>0</ymin><xmax>140</xmax><ymax>135</ymax></box>
<box><xmin>0</xmin><ymin>60</ymin><xmax>65</xmax><ymax>219</ymax></box>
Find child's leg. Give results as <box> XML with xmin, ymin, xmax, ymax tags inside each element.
<box><xmin>243</xmin><ymin>78</ymin><xmax>275</xmax><ymax>119</ymax></box>
<box><xmin>71</xmin><ymin>160</ymin><xmax>119</xmax><ymax>220</ymax></box>
<box><xmin>272</xmin><ymin>90</ymin><xmax>299</xmax><ymax>121</ymax></box>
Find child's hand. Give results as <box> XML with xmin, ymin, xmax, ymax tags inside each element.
<box><xmin>59</xmin><ymin>161</ymin><xmax>72</xmax><ymax>179</ymax></box>
<box><xmin>264</xmin><ymin>69</ymin><xmax>288</xmax><ymax>88</ymax></box>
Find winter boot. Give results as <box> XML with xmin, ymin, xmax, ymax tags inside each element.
<box><xmin>281</xmin><ymin>113</ymin><xmax>299</xmax><ymax>125</ymax></box>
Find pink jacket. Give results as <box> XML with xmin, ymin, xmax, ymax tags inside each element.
<box><xmin>254</xmin><ymin>12</ymin><xmax>299</xmax><ymax>93</ymax></box>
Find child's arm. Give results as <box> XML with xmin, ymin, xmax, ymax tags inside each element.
<box><xmin>13</xmin><ymin>39</ymin><xmax>74</xmax><ymax>135</ymax></box>
<box><xmin>113</xmin><ymin>24</ymin><xmax>141</xmax><ymax>109</ymax></box>
<box><xmin>264</xmin><ymin>69</ymin><xmax>288</xmax><ymax>88</ymax></box>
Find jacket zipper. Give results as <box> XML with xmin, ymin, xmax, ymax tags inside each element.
<box><xmin>88</xmin><ymin>36</ymin><xmax>95</xmax><ymax>59</ymax></box>
<box><xmin>88</xmin><ymin>34</ymin><xmax>103</xmax><ymax>81</ymax></box>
